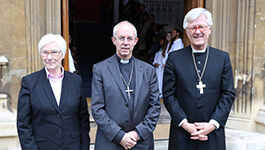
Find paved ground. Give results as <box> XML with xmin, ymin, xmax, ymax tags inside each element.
<box><xmin>89</xmin><ymin>139</ymin><xmax>169</xmax><ymax>150</ymax></box>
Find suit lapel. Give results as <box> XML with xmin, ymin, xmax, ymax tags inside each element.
<box><xmin>107</xmin><ymin>55</ymin><xmax>128</xmax><ymax>102</ymax></box>
<box><xmin>40</xmin><ymin>69</ymin><xmax>59</xmax><ymax>112</ymax></box>
<box><xmin>134</xmin><ymin>59</ymin><xmax>143</xmax><ymax>110</ymax></box>
<box><xmin>59</xmin><ymin>71</ymin><xmax>69</xmax><ymax>109</ymax></box>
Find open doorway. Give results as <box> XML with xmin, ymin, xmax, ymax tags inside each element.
<box><xmin>67</xmin><ymin>0</ymin><xmax>194</xmax><ymax>97</ymax></box>
<box><xmin>65</xmin><ymin>0</ymin><xmax>204</xmax><ymax>143</ymax></box>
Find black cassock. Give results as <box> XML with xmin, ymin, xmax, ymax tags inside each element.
<box><xmin>163</xmin><ymin>46</ymin><xmax>235</xmax><ymax>150</ymax></box>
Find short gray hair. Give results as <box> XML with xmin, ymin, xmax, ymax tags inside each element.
<box><xmin>38</xmin><ymin>33</ymin><xmax>67</xmax><ymax>55</ymax></box>
<box><xmin>183</xmin><ymin>8</ymin><xmax>213</xmax><ymax>29</ymax></box>
<box><xmin>113</xmin><ymin>21</ymin><xmax>137</xmax><ymax>38</ymax></box>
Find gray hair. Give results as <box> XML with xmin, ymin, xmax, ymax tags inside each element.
<box><xmin>38</xmin><ymin>33</ymin><xmax>67</xmax><ymax>55</ymax></box>
<box><xmin>113</xmin><ymin>21</ymin><xmax>137</xmax><ymax>38</ymax></box>
<box><xmin>183</xmin><ymin>8</ymin><xmax>213</xmax><ymax>29</ymax></box>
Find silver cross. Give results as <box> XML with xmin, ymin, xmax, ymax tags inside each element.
<box><xmin>196</xmin><ymin>81</ymin><xmax>206</xmax><ymax>94</ymax></box>
<box><xmin>125</xmin><ymin>86</ymin><xmax>134</xmax><ymax>99</ymax></box>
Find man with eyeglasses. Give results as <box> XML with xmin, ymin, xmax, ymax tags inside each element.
<box><xmin>163</xmin><ymin>8</ymin><xmax>235</xmax><ymax>150</ymax></box>
<box><xmin>91</xmin><ymin>21</ymin><xmax>161</xmax><ymax>150</ymax></box>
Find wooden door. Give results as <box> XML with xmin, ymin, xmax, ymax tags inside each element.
<box><xmin>183</xmin><ymin>0</ymin><xmax>204</xmax><ymax>47</ymax></box>
<box><xmin>62</xmin><ymin>0</ymin><xmax>69</xmax><ymax>71</ymax></box>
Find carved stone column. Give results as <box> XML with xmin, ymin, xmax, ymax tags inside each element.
<box><xmin>206</xmin><ymin>0</ymin><xmax>265</xmax><ymax>133</ymax></box>
<box><xmin>25</xmin><ymin>0</ymin><xmax>61</xmax><ymax>73</ymax></box>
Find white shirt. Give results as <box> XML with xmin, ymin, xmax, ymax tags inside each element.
<box><xmin>169</xmin><ymin>38</ymin><xmax>184</xmax><ymax>53</ymax></box>
<box><xmin>153</xmin><ymin>49</ymin><xmax>167</xmax><ymax>97</ymax></box>
<box><xmin>68</xmin><ymin>49</ymin><xmax>76</xmax><ymax>73</ymax></box>
<box><xmin>45</xmin><ymin>67</ymin><xmax>64</xmax><ymax>106</ymax></box>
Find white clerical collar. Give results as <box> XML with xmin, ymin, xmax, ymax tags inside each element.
<box><xmin>192</xmin><ymin>47</ymin><xmax>206</xmax><ymax>53</ymax></box>
<box><xmin>120</xmin><ymin>59</ymin><xmax>129</xmax><ymax>64</ymax></box>
<box><xmin>116</xmin><ymin>54</ymin><xmax>133</xmax><ymax>64</ymax></box>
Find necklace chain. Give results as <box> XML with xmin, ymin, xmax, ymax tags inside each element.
<box><xmin>119</xmin><ymin>61</ymin><xmax>134</xmax><ymax>97</ymax></box>
<box><xmin>191</xmin><ymin>46</ymin><xmax>209</xmax><ymax>82</ymax></box>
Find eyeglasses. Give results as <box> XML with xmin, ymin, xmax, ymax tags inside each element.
<box><xmin>114</xmin><ymin>36</ymin><xmax>135</xmax><ymax>42</ymax></box>
<box><xmin>187</xmin><ymin>25</ymin><xmax>208</xmax><ymax>33</ymax></box>
<box><xmin>41</xmin><ymin>50</ymin><xmax>61</xmax><ymax>57</ymax></box>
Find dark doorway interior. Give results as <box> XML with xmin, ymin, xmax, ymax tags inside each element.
<box><xmin>69</xmin><ymin>0</ymin><xmax>115</xmax><ymax>97</ymax></box>
<box><xmin>69</xmin><ymin>0</ymin><xmax>185</xmax><ymax>97</ymax></box>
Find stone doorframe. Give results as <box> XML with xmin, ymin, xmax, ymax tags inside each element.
<box><xmin>25</xmin><ymin>0</ymin><xmax>61</xmax><ymax>73</ymax></box>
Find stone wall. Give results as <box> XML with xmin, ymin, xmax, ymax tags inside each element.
<box><xmin>206</xmin><ymin>0</ymin><xmax>265</xmax><ymax>133</ymax></box>
<box><xmin>0</xmin><ymin>0</ymin><xmax>61</xmax><ymax>112</ymax></box>
<box><xmin>253</xmin><ymin>0</ymin><xmax>265</xmax><ymax>132</ymax></box>
<box><xmin>0</xmin><ymin>0</ymin><xmax>27</xmax><ymax>112</ymax></box>
<box><xmin>0</xmin><ymin>1</ymin><xmax>61</xmax><ymax>149</ymax></box>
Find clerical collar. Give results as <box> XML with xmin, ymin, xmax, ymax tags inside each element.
<box><xmin>115</xmin><ymin>54</ymin><xmax>134</xmax><ymax>64</ymax></box>
<box><xmin>191</xmin><ymin>46</ymin><xmax>206</xmax><ymax>53</ymax></box>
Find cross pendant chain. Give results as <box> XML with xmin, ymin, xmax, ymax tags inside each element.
<box><xmin>192</xmin><ymin>47</ymin><xmax>209</xmax><ymax>95</ymax></box>
<box><xmin>119</xmin><ymin>61</ymin><xmax>134</xmax><ymax>99</ymax></box>
<box><xmin>196</xmin><ymin>81</ymin><xmax>206</xmax><ymax>94</ymax></box>
<box><xmin>125</xmin><ymin>86</ymin><xmax>134</xmax><ymax>99</ymax></box>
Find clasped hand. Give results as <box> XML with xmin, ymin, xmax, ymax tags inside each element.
<box><xmin>120</xmin><ymin>131</ymin><xmax>139</xmax><ymax>149</ymax></box>
<box><xmin>182</xmin><ymin>122</ymin><xmax>215</xmax><ymax>141</ymax></box>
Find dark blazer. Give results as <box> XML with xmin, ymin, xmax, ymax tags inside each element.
<box><xmin>91</xmin><ymin>55</ymin><xmax>161</xmax><ymax>150</ymax></box>
<box><xmin>17</xmin><ymin>68</ymin><xmax>90</xmax><ymax>150</ymax></box>
<box><xmin>163</xmin><ymin>46</ymin><xmax>235</xmax><ymax>150</ymax></box>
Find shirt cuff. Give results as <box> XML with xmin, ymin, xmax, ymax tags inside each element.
<box><xmin>113</xmin><ymin>130</ymin><xmax>126</xmax><ymax>144</ymax></box>
<box><xmin>178</xmin><ymin>118</ymin><xmax>188</xmax><ymax>127</ymax></box>
<box><xmin>135</xmin><ymin>129</ymin><xmax>142</xmax><ymax>140</ymax></box>
<box><xmin>209</xmin><ymin>119</ymin><xmax>220</xmax><ymax>129</ymax></box>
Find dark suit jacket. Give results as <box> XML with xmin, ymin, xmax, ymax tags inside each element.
<box><xmin>163</xmin><ymin>46</ymin><xmax>235</xmax><ymax>150</ymax></box>
<box><xmin>17</xmin><ymin>68</ymin><xmax>90</xmax><ymax>150</ymax></box>
<box><xmin>91</xmin><ymin>55</ymin><xmax>161</xmax><ymax>150</ymax></box>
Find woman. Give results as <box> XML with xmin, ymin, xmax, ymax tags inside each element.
<box><xmin>153</xmin><ymin>32</ymin><xmax>172</xmax><ymax>98</ymax></box>
<box><xmin>162</xmin><ymin>32</ymin><xmax>173</xmax><ymax>60</ymax></box>
<box><xmin>17</xmin><ymin>34</ymin><xmax>90</xmax><ymax>150</ymax></box>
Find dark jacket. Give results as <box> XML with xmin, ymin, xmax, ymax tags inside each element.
<box><xmin>17</xmin><ymin>69</ymin><xmax>90</xmax><ymax>150</ymax></box>
<box><xmin>163</xmin><ymin>46</ymin><xmax>235</xmax><ymax>150</ymax></box>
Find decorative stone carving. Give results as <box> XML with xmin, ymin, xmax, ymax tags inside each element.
<box><xmin>0</xmin><ymin>56</ymin><xmax>15</xmax><ymax>122</ymax></box>
<box><xmin>256</xmin><ymin>106</ymin><xmax>265</xmax><ymax>125</ymax></box>
<box><xmin>0</xmin><ymin>56</ymin><xmax>19</xmax><ymax>149</ymax></box>
<box><xmin>0</xmin><ymin>93</ymin><xmax>16</xmax><ymax>122</ymax></box>
<box><xmin>0</xmin><ymin>56</ymin><xmax>8</xmax><ymax>68</ymax></box>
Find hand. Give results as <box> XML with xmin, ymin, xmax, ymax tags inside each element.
<box><xmin>181</xmin><ymin>122</ymin><xmax>197</xmax><ymax>134</ymax></box>
<box><xmin>190</xmin><ymin>133</ymin><xmax>208</xmax><ymax>141</ymax></box>
<box><xmin>127</xmin><ymin>131</ymin><xmax>139</xmax><ymax>141</ymax></box>
<box><xmin>154</xmin><ymin>63</ymin><xmax>159</xmax><ymax>68</ymax></box>
<box><xmin>120</xmin><ymin>133</ymin><xmax>137</xmax><ymax>149</ymax></box>
<box><xmin>191</xmin><ymin>122</ymin><xmax>215</xmax><ymax>141</ymax></box>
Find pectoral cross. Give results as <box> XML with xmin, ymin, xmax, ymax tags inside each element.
<box><xmin>125</xmin><ymin>86</ymin><xmax>134</xmax><ymax>99</ymax></box>
<box><xmin>196</xmin><ymin>81</ymin><xmax>206</xmax><ymax>94</ymax></box>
